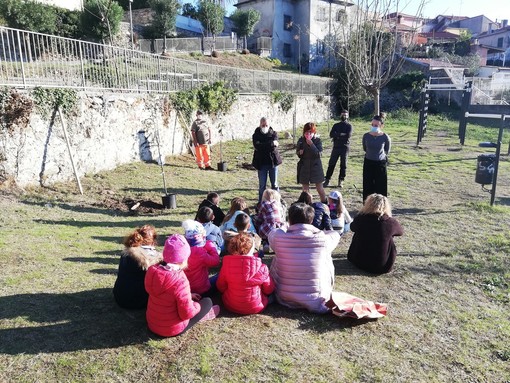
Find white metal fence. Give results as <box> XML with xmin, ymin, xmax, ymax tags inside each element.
<box><xmin>0</xmin><ymin>26</ymin><xmax>333</xmax><ymax>95</ymax></box>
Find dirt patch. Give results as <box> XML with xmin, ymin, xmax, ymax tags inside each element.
<box><xmin>95</xmin><ymin>196</ymin><xmax>164</xmax><ymax>214</ymax></box>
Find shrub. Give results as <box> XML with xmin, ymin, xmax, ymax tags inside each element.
<box><xmin>170</xmin><ymin>81</ymin><xmax>238</xmax><ymax>119</ymax></box>
<box><xmin>270</xmin><ymin>90</ymin><xmax>295</xmax><ymax>113</ymax></box>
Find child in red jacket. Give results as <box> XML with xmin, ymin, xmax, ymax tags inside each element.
<box><xmin>182</xmin><ymin>219</ymin><xmax>220</xmax><ymax>295</ymax></box>
<box><xmin>217</xmin><ymin>233</ymin><xmax>275</xmax><ymax>315</ymax></box>
<box><xmin>144</xmin><ymin>234</ymin><xmax>219</xmax><ymax>337</ymax></box>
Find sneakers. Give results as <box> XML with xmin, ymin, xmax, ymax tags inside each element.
<box><xmin>339</xmin><ymin>180</ymin><xmax>344</xmax><ymax>188</ymax></box>
<box><xmin>323</xmin><ymin>178</ymin><xmax>330</xmax><ymax>188</ymax></box>
<box><xmin>205</xmin><ymin>166</ymin><xmax>214</xmax><ymax>171</ymax></box>
<box><xmin>199</xmin><ymin>305</ymin><xmax>220</xmax><ymax>322</ymax></box>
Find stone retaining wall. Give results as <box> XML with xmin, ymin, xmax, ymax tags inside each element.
<box><xmin>1</xmin><ymin>92</ymin><xmax>331</xmax><ymax>187</ymax></box>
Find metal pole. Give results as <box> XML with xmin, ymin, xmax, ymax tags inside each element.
<box><xmin>458</xmin><ymin>81</ymin><xmax>472</xmax><ymax>145</ymax></box>
<box><xmin>129</xmin><ymin>0</ymin><xmax>134</xmax><ymax>49</ymax></box>
<box><xmin>328</xmin><ymin>0</ymin><xmax>332</xmax><ymax>71</ymax></box>
<box><xmin>16</xmin><ymin>30</ymin><xmax>26</xmax><ymax>88</ymax></box>
<box><xmin>79</xmin><ymin>41</ymin><xmax>86</xmax><ymax>88</ymax></box>
<box><xmin>57</xmin><ymin>107</ymin><xmax>83</xmax><ymax>195</ymax></box>
<box><xmin>490</xmin><ymin>114</ymin><xmax>505</xmax><ymax>206</ymax></box>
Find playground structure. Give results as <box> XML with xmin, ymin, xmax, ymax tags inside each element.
<box><xmin>417</xmin><ymin>78</ymin><xmax>510</xmax><ymax>206</ymax></box>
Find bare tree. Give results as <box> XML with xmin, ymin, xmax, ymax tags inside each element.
<box><xmin>333</xmin><ymin>0</ymin><xmax>425</xmax><ymax>115</ymax></box>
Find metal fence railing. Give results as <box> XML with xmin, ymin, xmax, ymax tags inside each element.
<box><xmin>0</xmin><ymin>26</ymin><xmax>333</xmax><ymax>95</ymax></box>
<box><xmin>138</xmin><ymin>36</ymin><xmax>243</xmax><ymax>54</ymax></box>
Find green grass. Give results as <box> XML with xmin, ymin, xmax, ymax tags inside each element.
<box><xmin>1</xmin><ymin>112</ymin><xmax>510</xmax><ymax>382</ymax></box>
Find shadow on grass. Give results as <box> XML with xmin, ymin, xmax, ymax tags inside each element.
<box><xmin>19</xmin><ymin>200</ymin><xmax>127</xmax><ymax>217</ymax></box>
<box><xmin>333</xmin><ymin>258</ymin><xmax>386</xmax><ymax>277</ymax></box>
<box><xmin>261</xmin><ymin>302</ymin><xmax>376</xmax><ymax>333</ymax></box>
<box><xmin>0</xmin><ymin>288</ymin><xmax>150</xmax><ymax>354</ymax></box>
<box><xmin>63</xmin><ymin>256</ymin><xmax>119</xmax><ymax>265</ymax></box>
<box><xmin>391</xmin><ymin>156</ymin><xmax>478</xmax><ymax>166</ymax></box>
<box><xmin>496</xmin><ymin>196</ymin><xmax>510</xmax><ymax>206</ymax></box>
<box><xmin>33</xmin><ymin>219</ymin><xmax>182</xmax><ymax>229</ymax></box>
<box><xmin>121</xmin><ymin>187</ymin><xmax>207</xmax><ymax>196</ymax></box>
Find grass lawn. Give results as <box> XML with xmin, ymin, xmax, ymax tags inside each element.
<box><xmin>1</xmin><ymin>111</ymin><xmax>509</xmax><ymax>382</ymax></box>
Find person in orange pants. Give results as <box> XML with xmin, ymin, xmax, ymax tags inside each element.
<box><xmin>191</xmin><ymin>110</ymin><xmax>213</xmax><ymax>170</ymax></box>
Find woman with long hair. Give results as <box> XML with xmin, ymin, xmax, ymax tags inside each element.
<box><xmin>347</xmin><ymin>194</ymin><xmax>403</xmax><ymax>274</ymax></box>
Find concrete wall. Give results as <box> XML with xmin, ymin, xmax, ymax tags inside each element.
<box><xmin>1</xmin><ymin>92</ymin><xmax>331</xmax><ymax>187</ymax></box>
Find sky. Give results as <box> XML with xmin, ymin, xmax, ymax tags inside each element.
<box><xmin>220</xmin><ymin>0</ymin><xmax>507</xmax><ymax>22</ymax></box>
<box><xmin>398</xmin><ymin>0</ymin><xmax>508</xmax><ymax>22</ymax></box>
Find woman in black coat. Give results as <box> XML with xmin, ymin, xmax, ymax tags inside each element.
<box><xmin>113</xmin><ymin>225</ymin><xmax>163</xmax><ymax>309</ymax></box>
<box><xmin>296</xmin><ymin>122</ymin><xmax>327</xmax><ymax>203</ymax></box>
<box><xmin>252</xmin><ymin>117</ymin><xmax>282</xmax><ymax>204</ymax></box>
<box><xmin>347</xmin><ymin>194</ymin><xmax>403</xmax><ymax>274</ymax></box>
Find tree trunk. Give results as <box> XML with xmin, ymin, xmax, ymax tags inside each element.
<box><xmin>372</xmin><ymin>87</ymin><xmax>380</xmax><ymax>116</ymax></box>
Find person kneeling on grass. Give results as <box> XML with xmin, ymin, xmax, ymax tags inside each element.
<box><xmin>217</xmin><ymin>233</ymin><xmax>275</xmax><ymax>315</ymax></box>
<box><xmin>268</xmin><ymin>203</ymin><xmax>340</xmax><ymax>314</ymax></box>
<box><xmin>144</xmin><ymin>234</ymin><xmax>219</xmax><ymax>337</ymax></box>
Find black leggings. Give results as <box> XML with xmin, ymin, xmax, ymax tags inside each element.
<box><xmin>180</xmin><ymin>297</ymin><xmax>213</xmax><ymax>335</ymax></box>
<box><xmin>363</xmin><ymin>158</ymin><xmax>387</xmax><ymax>202</ymax></box>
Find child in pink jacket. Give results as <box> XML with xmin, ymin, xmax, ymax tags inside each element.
<box><xmin>182</xmin><ymin>219</ymin><xmax>220</xmax><ymax>295</ymax></box>
<box><xmin>217</xmin><ymin>233</ymin><xmax>275</xmax><ymax>315</ymax></box>
<box><xmin>144</xmin><ymin>234</ymin><xmax>219</xmax><ymax>337</ymax></box>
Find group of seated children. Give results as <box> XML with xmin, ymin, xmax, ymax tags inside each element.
<box><xmin>113</xmin><ymin>190</ymin><xmax>402</xmax><ymax>337</ymax></box>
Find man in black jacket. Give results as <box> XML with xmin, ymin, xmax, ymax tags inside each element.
<box><xmin>252</xmin><ymin>117</ymin><xmax>282</xmax><ymax>203</ymax></box>
<box><xmin>324</xmin><ymin>110</ymin><xmax>352</xmax><ymax>188</ymax></box>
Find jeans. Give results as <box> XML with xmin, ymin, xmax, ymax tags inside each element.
<box><xmin>325</xmin><ymin>146</ymin><xmax>348</xmax><ymax>182</ymax></box>
<box><xmin>258</xmin><ymin>165</ymin><xmax>279</xmax><ymax>202</ymax></box>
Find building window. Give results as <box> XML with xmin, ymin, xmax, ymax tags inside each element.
<box><xmin>283</xmin><ymin>43</ymin><xmax>292</xmax><ymax>57</ymax></box>
<box><xmin>497</xmin><ymin>37</ymin><xmax>504</xmax><ymax>48</ymax></box>
<box><xmin>316</xmin><ymin>40</ymin><xmax>325</xmax><ymax>56</ymax></box>
<box><xmin>316</xmin><ymin>7</ymin><xmax>326</xmax><ymax>22</ymax></box>
<box><xmin>284</xmin><ymin>15</ymin><xmax>292</xmax><ymax>31</ymax></box>
<box><xmin>336</xmin><ymin>9</ymin><xmax>347</xmax><ymax>23</ymax></box>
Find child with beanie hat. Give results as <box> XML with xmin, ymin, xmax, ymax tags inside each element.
<box><xmin>182</xmin><ymin>219</ymin><xmax>220</xmax><ymax>295</ymax></box>
<box><xmin>328</xmin><ymin>190</ymin><xmax>352</xmax><ymax>233</ymax></box>
<box><xmin>144</xmin><ymin>234</ymin><xmax>220</xmax><ymax>337</ymax></box>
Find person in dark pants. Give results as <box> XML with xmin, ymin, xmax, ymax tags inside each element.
<box><xmin>324</xmin><ymin>110</ymin><xmax>352</xmax><ymax>188</ymax></box>
<box><xmin>252</xmin><ymin>117</ymin><xmax>282</xmax><ymax>204</ymax></box>
<box><xmin>362</xmin><ymin>115</ymin><xmax>391</xmax><ymax>202</ymax></box>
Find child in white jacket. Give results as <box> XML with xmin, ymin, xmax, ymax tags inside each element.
<box><xmin>328</xmin><ymin>190</ymin><xmax>353</xmax><ymax>234</ymax></box>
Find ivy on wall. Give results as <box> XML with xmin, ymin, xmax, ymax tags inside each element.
<box><xmin>270</xmin><ymin>90</ymin><xmax>295</xmax><ymax>113</ymax></box>
<box><xmin>170</xmin><ymin>81</ymin><xmax>238</xmax><ymax>121</ymax></box>
<box><xmin>32</xmin><ymin>87</ymin><xmax>78</xmax><ymax>118</ymax></box>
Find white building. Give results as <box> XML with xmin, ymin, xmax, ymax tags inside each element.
<box><xmin>235</xmin><ymin>0</ymin><xmax>355</xmax><ymax>75</ymax></box>
<box><xmin>34</xmin><ymin>0</ymin><xmax>83</xmax><ymax>11</ymax></box>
